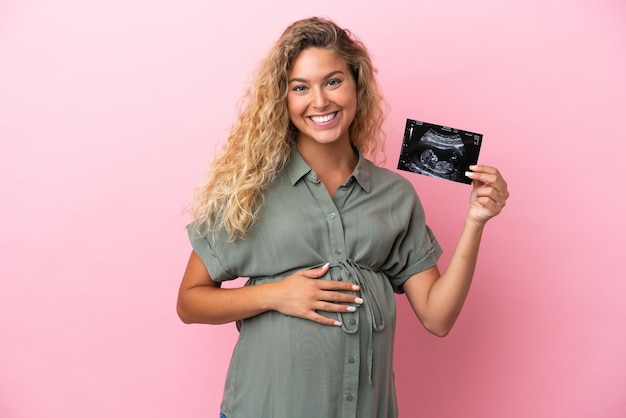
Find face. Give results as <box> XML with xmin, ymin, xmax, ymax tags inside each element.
<box><xmin>287</xmin><ymin>47</ymin><xmax>357</xmax><ymax>148</ymax></box>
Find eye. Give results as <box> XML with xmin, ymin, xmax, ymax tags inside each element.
<box><xmin>327</xmin><ymin>79</ymin><xmax>341</xmax><ymax>87</ymax></box>
<box><xmin>292</xmin><ymin>85</ymin><xmax>307</xmax><ymax>92</ymax></box>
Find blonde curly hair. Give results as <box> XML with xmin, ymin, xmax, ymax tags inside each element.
<box><xmin>191</xmin><ymin>17</ymin><xmax>387</xmax><ymax>241</ymax></box>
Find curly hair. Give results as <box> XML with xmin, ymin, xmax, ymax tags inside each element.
<box><xmin>191</xmin><ymin>17</ymin><xmax>387</xmax><ymax>241</ymax></box>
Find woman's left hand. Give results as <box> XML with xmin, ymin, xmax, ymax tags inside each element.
<box><xmin>465</xmin><ymin>165</ymin><xmax>509</xmax><ymax>226</ymax></box>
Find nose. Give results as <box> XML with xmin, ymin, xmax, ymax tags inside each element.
<box><xmin>312</xmin><ymin>87</ymin><xmax>329</xmax><ymax>109</ymax></box>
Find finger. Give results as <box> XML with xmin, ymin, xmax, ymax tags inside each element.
<box><xmin>468</xmin><ymin>164</ymin><xmax>500</xmax><ymax>175</ymax></box>
<box><xmin>468</xmin><ymin>165</ymin><xmax>508</xmax><ymax>189</ymax></box>
<box><xmin>482</xmin><ymin>182</ymin><xmax>509</xmax><ymax>201</ymax></box>
<box><xmin>301</xmin><ymin>265</ymin><xmax>361</xmax><ymax>292</ymax></box>
<box><xmin>466</xmin><ymin>169</ymin><xmax>498</xmax><ymax>186</ymax></box>
<box><xmin>474</xmin><ymin>186</ymin><xmax>505</xmax><ymax>207</ymax></box>
<box><xmin>470</xmin><ymin>179</ymin><xmax>508</xmax><ymax>204</ymax></box>
<box><xmin>315</xmin><ymin>300</ymin><xmax>363</xmax><ymax>314</ymax></box>
<box><xmin>319</xmin><ymin>290</ymin><xmax>364</xmax><ymax>305</ymax></box>
<box><xmin>474</xmin><ymin>193</ymin><xmax>507</xmax><ymax>218</ymax></box>
<box><xmin>318</xmin><ymin>279</ymin><xmax>361</xmax><ymax>292</ymax></box>
<box><xmin>306</xmin><ymin>312</ymin><xmax>344</xmax><ymax>327</ymax></box>
<box><xmin>301</xmin><ymin>263</ymin><xmax>330</xmax><ymax>279</ymax></box>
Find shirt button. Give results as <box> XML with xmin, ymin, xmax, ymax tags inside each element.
<box><xmin>346</xmin><ymin>394</ymin><xmax>354</xmax><ymax>401</ymax></box>
<box><xmin>334</xmin><ymin>248</ymin><xmax>342</xmax><ymax>255</ymax></box>
<box><xmin>348</xmin><ymin>356</ymin><xmax>356</xmax><ymax>364</ymax></box>
<box><xmin>349</xmin><ymin>318</ymin><xmax>357</xmax><ymax>326</ymax></box>
<box><xmin>330</xmin><ymin>212</ymin><xmax>336</xmax><ymax>219</ymax></box>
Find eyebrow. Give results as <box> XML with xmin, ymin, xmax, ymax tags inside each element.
<box><xmin>288</xmin><ymin>70</ymin><xmax>345</xmax><ymax>84</ymax></box>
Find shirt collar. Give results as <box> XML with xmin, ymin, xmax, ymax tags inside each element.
<box><xmin>285</xmin><ymin>147</ymin><xmax>372</xmax><ymax>193</ymax></box>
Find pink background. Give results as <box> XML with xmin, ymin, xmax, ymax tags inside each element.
<box><xmin>1</xmin><ymin>0</ymin><xmax>625</xmax><ymax>417</ymax></box>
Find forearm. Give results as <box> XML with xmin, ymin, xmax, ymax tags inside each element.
<box><xmin>177</xmin><ymin>282</ymin><xmax>275</xmax><ymax>325</ymax></box>
<box><xmin>177</xmin><ymin>254</ymin><xmax>359</xmax><ymax>327</ymax></box>
<box><xmin>423</xmin><ymin>217</ymin><xmax>485</xmax><ymax>334</ymax></box>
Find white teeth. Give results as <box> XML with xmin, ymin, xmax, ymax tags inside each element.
<box><xmin>311</xmin><ymin>112</ymin><xmax>337</xmax><ymax>124</ymax></box>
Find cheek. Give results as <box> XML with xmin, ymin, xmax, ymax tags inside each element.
<box><xmin>339</xmin><ymin>87</ymin><xmax>357</xmax><ymax>110</ymax></box>
<box><xmin>287</xmin><ymin>96</ymin><xmax>302</xmax><ymax>118</ymax></box>
<box><xmin>344</xmin><ymin>95</ymin><xmax>358</xmax><ymax>122</ymax></box>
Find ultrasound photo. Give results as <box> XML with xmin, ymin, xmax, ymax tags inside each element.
<box><xmin>397</xmin><ymin>118</ymin><xmax>482</xmax><ymax>185</ymax></box>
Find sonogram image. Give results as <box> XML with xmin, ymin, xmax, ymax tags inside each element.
<box><xmin>397</xmin><ymin>119</ymin><xmax>482</xmax><ymax>185</ymax></box>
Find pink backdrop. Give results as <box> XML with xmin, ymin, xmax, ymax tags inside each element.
<box><xmin>1</xmin><ymin>1</ymin><xmax>625</xmax><ymax>417</ymax></box>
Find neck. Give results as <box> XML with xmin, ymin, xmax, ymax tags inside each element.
<box><xmin>296</xmin><ymin>139</ymin><xmax>358</xmax><ymax>177</ymax></box>
<box><xmin>296</xmin><ymin>139</ymin><xmax>358</xmax><ymax>198</ymax></box>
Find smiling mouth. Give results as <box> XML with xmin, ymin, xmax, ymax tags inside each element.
<box><xmin>309</xmin><ymin>112</ymin><xmax>338</xmax><ymax>124</ymax></box>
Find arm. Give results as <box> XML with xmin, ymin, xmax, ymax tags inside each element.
<box><xmin>176</xmin><ymin>250</ymin><xmax>363</xmax><ymax>327</ymax></box>
<box><xmin>403</xmin><ymin>165</ymin><xmax>509</xmax><ymax>337</ymax></box>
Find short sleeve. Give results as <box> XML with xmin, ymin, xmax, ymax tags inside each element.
<box><xmin>380</xmin><ymin>186</ymin><xmax>443</xmax><ymax>293</ymax></box>
<box><xmin>186</xmin><ymin>223</ymin><xmax>237</xmax><ymax>282</ymax></box>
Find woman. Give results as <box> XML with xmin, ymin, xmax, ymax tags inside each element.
<box><xmin>177</xmin><ymin>16</ymin><xmax>509</xmax><ymax>418</ymax></box>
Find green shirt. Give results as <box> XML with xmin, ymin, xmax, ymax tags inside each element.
<box><xmin>188</xmin><ymin>149</ymin><xmax>442</xmax><ymax>418</ymax></box>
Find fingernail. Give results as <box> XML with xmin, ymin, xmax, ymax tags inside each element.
<box><xmin>469</xmin><ymin>165</ymin><xmax>477</xmax><ymax>170</ymax></box>
<box><xmin>352</xmin><ymin>284</ymin><xmax>360</xmax><ymax>291</ymax></box>
<box><xmin>355</xmin><ymin>297</ymin><xmax>364</xmax><ymax>304</ymax></box>
<box><xmin>322</xmin><ymin>262</ymin><xmax>330</xmax><ymax>269</ymax></box>
<box><xmin>465</xmin><ymin>171</ymin><xmax>474</xmax><ymax>178</ymax></box>
<box><xmin>347</xmin><ymin>306</ymin><xmax>357</xmax><ymax>313</ymax></box>
<box><xmin>334</xmin><ymin>321</ymin><xmax>342</xmax><ymax>327</ymax></box>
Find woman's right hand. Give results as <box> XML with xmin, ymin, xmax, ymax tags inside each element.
<box><xmin>267</xmin><ymin>263</ymin><xmax>363</xmax><ymax>327</ymax></box>
<box><xmin>177</xmin><ymin>251</ymin><xmax>361</xmax><ymax>326</ymax></box>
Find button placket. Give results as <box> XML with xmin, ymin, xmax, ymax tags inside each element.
<box><xmin>306</xmin><ymin>177</ymin><xmax>359</xmax><ymax>417</ymax></box>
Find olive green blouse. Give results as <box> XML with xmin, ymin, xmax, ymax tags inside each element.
<box><xmin>188</xmin><ymin>149</ymin><xmax>442</xmax><ymax>418</ymax></box>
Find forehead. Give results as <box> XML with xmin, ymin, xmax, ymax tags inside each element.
<box><xmin>289</xmin><ymin>47</ymin><xmax>350</xmax><ymax>78</ymax></box>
